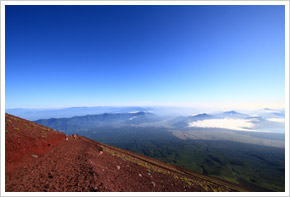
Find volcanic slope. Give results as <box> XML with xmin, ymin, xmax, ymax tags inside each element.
<box><xmin>5</xmin><ymin>113</ymin><xmax>245</xmax><ymax>192</ymax></box>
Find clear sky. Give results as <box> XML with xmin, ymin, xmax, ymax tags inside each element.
<box><xmin>5</xmin><ymin>5</ymin><xmax>285</xmax><ymax>109</ymax></box>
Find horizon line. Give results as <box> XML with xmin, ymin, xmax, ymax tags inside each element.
<box><xmin>5</xmin><ymin>105</ymin><xmax>285</xmax><ymax>111</ymax></box>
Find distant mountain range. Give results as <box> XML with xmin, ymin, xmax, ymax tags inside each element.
<box><xmin>7</xmin><ymin>106</ymin><xmax>285</xmax><ymax>134</ymax></box>
<box><xmin>6</xmin><ymin>106</ymin><xmax>153</xmax><ymax>121</ymax></box>
<box><xmin>169</xmin><ymin>110</ymin><xmax>285</xmax><ymax>133</ymax></box>
<box><xmin>34</xmin><ymin>111</ymin><xmax>160</xmax><ymax>132</ymax></box>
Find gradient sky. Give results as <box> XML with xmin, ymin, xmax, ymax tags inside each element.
<box><xmin>5</xmin><ymin>5</ymin><xmax>285</xmax><ymax>109</ymax></box>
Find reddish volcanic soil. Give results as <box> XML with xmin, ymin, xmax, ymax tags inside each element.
<box><xmin>5</xmin><ymin>113</ymin><xmax>244</xmax><ymax>192</ymax></box>
<box><xmin>5</xmin><ymin>114</ymin><xmax>65</xmax><ymax>173</ymax></box>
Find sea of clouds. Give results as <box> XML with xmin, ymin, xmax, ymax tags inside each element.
<box><xmin>188</xmin><ymin>118</ymin><xmax>256</xmax><ymax>131</ymax></box>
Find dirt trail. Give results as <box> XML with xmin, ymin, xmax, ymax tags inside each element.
<box><xmin>6</xmin><ymin>136</ymin><xmax>95</xmax><ymax>191</ymax></box>
<box><xmin>6</xmin><ymin>136</ymin><xmax>201</xmax><ymax>192</ymax></box>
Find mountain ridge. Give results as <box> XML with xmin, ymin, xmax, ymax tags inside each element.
<box><xmin>34</xmin><ymin>111</ymin><xmax>159</xmax><ymax>132</ymax></box>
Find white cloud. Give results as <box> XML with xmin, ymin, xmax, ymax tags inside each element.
<box><xmin>250</xmin><ymin>118</ymin><xmax>260</xmax><ymax>122</ymax></box>
<box><xmin>188</xmin><ymin>118</ymin><xmax>255</xmax><ymax>131</ymax></box>
<box><xmin>128</xmin><ymin>111</ymin><xmax>141</xmax><ymax>113</ymax></box>
<box><xmin>267</xmin><ymin>118</ymin><xmax>285</xmax><ymax>123</ymax></box>
<box><xmin>129</xmin><ymin>116</ymin><xmax>137</xmax><ymax>120</ymax></box>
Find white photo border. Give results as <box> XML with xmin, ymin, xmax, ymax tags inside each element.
<box><xmin>1</xmin><ymin>1</ymin><xmax>289</xmax><ymax>197</ymax></box>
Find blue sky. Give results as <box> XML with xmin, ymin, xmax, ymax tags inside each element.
<box><xmin>5</xmin><ymin>5</ymin><xmax>285</xmax><ymax>109</ymax></box>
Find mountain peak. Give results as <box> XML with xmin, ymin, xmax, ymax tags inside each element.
<box><xmin>194</xmin><ymin>113</ymin><xmax>211</xmax><ymax>117</ymax></box>
<box><xmin>263</xmin><ymin>108</ymin><xmax>272</xmax><ymax>111</ymax></box>
<box><xmin>223</xmin><ymin>111</ymin><xmax>239</xmax><ymax>114</ymax></box>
